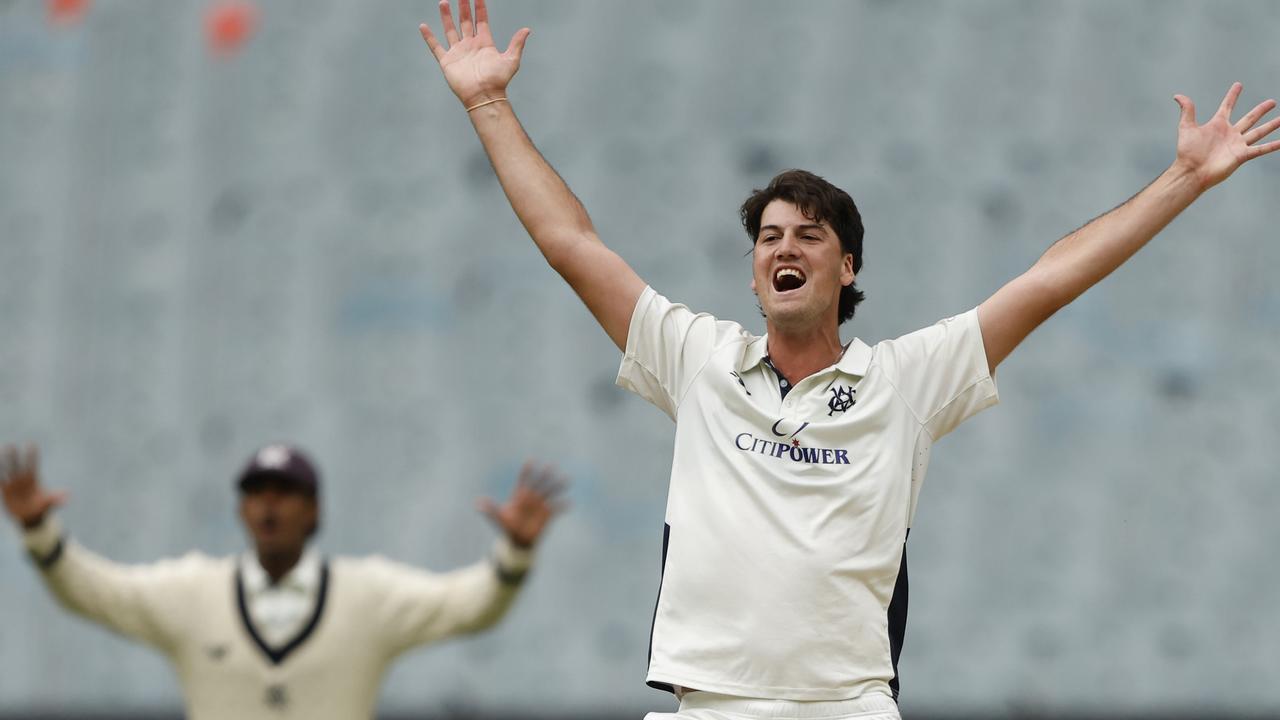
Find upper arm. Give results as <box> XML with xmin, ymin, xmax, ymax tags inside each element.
<box><xmin>883</xmin><ymin>310</ymin><xmax>999</xmax><ymax>439</ymax></box>
<box><xmin>367</xmin><ymin>557</ymin><xmax>518</xmax><ymax>656</ymax></box>
<box><xmin>40</xmin><ymin>544</ymin><xmax>199</xmax><ymax>650</ymax></box>
<box><xmin>977</xmin><ymin>268</ymin><xmax>1063</xmax><ymax>373</ymax></box>
<box><xmin>548</xmin><ymin>235</ymin><xmax>646</xmax><ymax>352</ymax></box>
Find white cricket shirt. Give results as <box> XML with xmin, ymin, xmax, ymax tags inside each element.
<box><xmin>238</xmin><ymin>549</ymin><xmax>322</xmax><ymax>649</ymax></box>
<box><xmin>21</xmin><ymin>517</ymin><xmax>532</xmax><ymax>719</ymax></box>
<box><xmin>617</xmin><ymin>286</ymin><xmax>998</xmax><ymax>701</ymax></box>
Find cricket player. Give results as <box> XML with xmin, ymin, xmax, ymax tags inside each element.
<box><xmin>2</xmin><ymin>443</ymin><xmax>565</xmax><ymax>719</ymax></box>
<box><xmin>418</xmin><ymin>2</ymin><xmax>1280</xmax><ymax>717</ymax></box>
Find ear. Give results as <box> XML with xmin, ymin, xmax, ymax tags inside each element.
<box><xmin>841</xmin><ymin>253</ymin><xmax>855</xmax><ymax>287</ymax></box>
<box><xmin>305</xmin><ymin>497</ymin><xmax>320</xmax><ymax>537</ymax></box>
<box><xmin>750</xmin><ymin>275</ymin><xmax>757</xmax><ymax>293</ymax></box>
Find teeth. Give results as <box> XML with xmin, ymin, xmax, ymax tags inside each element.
<box><xmin>775</xmin><ymin>268</ymin><xmax>804</xmax><ymax>282</ymax></box>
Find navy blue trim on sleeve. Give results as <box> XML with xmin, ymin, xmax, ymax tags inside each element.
<box><xmin>31</xmin><ymin>538</ymin><xmax>65</xmax><ymax>570</ymax></box>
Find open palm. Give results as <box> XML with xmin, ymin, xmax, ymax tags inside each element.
<box><xmin>420</xmin><ymin>0</ymin><xmax>530</xmax><ymax>109</ymax></box>
<box><xmin>1</xmin><ymin>445</ymin><xmax>67</xmax><ymax>530</ymax></box>
<box><xmin>478</xmin><ymin>461</ymin><xmax>567</xmax><ymax>548</ymax></box>
<box><xmin>1174</xmin><ymin>83</ymin><xmax>1280</xmax><ymax>190</ymax></box>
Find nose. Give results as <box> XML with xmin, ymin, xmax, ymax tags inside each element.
<box><xmin>775</xmin><ymin>231</ymin><xmax>801</xmax><ymax>258</ymax></box>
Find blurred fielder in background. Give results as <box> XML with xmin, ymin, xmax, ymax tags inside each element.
<box><xmin>2</xmin><ymin>443</ymin><xmax>565</xmax><ymax>719</ymax></box>
<box><xmin>418</xmin><ymin>1</ymin><xmax>1280</xmax><ymax>718</ymax></box>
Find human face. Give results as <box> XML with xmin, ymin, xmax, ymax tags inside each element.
<box><xmin>238</xmin><ymin>477</ymin><xmax>317</xmax><ymax>561</ymax></box>
<box><xmin>750</xmin><ymin>199</ymin><xmax>854</xmax><ymax>332</ymax></box>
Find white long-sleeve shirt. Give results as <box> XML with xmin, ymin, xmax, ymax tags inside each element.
<box><xmin>22</xmin><ymin>517</ymin><xmax>532</xmax><ymax>719</ymax></box>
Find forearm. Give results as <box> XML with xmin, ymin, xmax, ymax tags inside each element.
<box><xmin>441</xmin><ymin>536</ymin><xmax>531</xmax><ymax>634</ymax></box>
<box><xmin>21</xmin><ymin>516</ymin><xmax>172</xmax><ymax>647</ymax></box>
<box><xmin>979</xmin><ymin>163</ymin><xmax>1205</xmax><ymax>369</ymax></box>
<box><xmin>468</xmin><ymin>101</ymin><xmax>601</xmax><ymax>269</ymax></box>
<box><xmin>1029</xmin><ymin>163</ymin><xmax>1203</xmax><ymax>308</ymax></box>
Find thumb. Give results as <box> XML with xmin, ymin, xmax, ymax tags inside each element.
<box><xmin>40</xmin><ymin>491</ymin><xmax>69</xmax><ymax>515</ymax></box>
<box><xmin>1174</xmin><ymin>94</ymin><xmax>1196</xmax><ymax>128</ymax></box>
<box><xmin>476</xmin><ymin>497</ymin><xmax>502</xmax><ymax>525</ymax></box>
<box><xmin>504</xmin><ymin>27</ymin><xmax>530</xmax><ymax>60</ymax></box>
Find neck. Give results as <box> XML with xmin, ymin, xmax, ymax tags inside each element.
<box><xmin>765</xmin><ymin>320</ymin><xmax>845</xmax><ymax>385</ymax></box>
<box><xmin>256</xmin><ymin>546</ymin><xmax>304</xmax><ymax>584</ymax></box>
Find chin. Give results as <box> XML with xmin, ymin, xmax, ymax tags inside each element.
<box><xmin>764</xmin><ymin>299</ymin><xmax>819</xmax><ymax>327</ymax></box>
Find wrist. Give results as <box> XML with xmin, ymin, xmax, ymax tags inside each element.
<box><xmin>493</xmin><ymin>535</ymin><xmax>534</xmax><ymax>584</ymax></box>
<box><xmin>1165</xmin><ymin>158</ymin><xmax>1211</xmax><ymax>196</ymax></box>
<box><xmin>460</xmin><ymin>89</ymin><xmax>507</xmax><ymax>111</ymax></box>
<box><xmin>22</xmin><ymin>514</ymin><xmax>62</xmax><ymax>560</ymax></box>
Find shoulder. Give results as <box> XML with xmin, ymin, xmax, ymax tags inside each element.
<box><xmin>635</xmin><ymin>287</ymin><xmax>755</xmax><ymax>346</ymax></box>
<box><xmin>870</xmin><ymin>308</ymin><xmax>982</xmax><ymax>370</ymax></box>
<box><xmin>154</xmin><ymin>550</ymin><xmax>229</xmax><ymax>576</ymax></box>
<box><xmin>329</xmin><ymin>554</ymin><xmax>433</xmax><ymax>583</ymax></box>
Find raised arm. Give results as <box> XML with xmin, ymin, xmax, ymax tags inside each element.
<box><xmin>2</xmin><ymin>445</ymin><xmax>193</xmax><ymax>651</ymax></box>
<box><xmin>419</xmin><ymin>0</ymin><xmax>645</xmax><ymax>351</ymax></box>
<box><xmin>978</xmin><ymin>83</ymin><xmax>1280</xmax><ymax>372</ymax></box>
<box><xmin>376</xmin><ymin>461</ymin><xmax>566</xmax><ymax>655</ymax></box>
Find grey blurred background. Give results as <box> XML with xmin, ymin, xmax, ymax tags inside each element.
<box><xmin>2</xmin><ymin>0</ymin><xmax>1280</xmax><ymax>717</ymax></box>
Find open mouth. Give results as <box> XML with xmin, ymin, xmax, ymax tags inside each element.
<box><xmin>773</xmin><ymin>267</ymin><xmax>807</xmax><ymax>293</ymax></box>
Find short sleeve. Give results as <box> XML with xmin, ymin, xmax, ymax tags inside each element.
<box><xmin>878</xmin><ymin>308</ymin><xmax>999</xmax><ymax>439</ymax></box>
<box><xmin>616</xmin><ymin>286</ymin><xmax>746</xmax><ymax>421</ymax></box>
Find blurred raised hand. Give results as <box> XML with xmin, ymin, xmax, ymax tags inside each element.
<box><xmin>478</xmin><ymin>461</ymin><xmax>567</xmax><ymax>548</ymax></box>
<box><xmin>419</xmin><ymin>0</ymin><xmax>531</xmax><ymax>109</ymax></box>
<box><xmin>1</xmin><ymin>445</ymin><xmax>67</xmax><ymax>531</ymax></box>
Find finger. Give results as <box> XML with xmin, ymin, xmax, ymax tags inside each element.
<box><xmin>1</xmin><ymin>445</ymin><xmax>16</xmax><ymax>483</ymax></box>
<box><xmin>439</xmin><ymin>0</ymin><xmax>460</xmax><ymax>45</ymax></box>
<box><xmin>1174</xmin><ymin>95</ymin><xmax>1196</xmax><ymax>128</ymax></box>
<box><xmin>515</xmin><ymin>459</ymin><xmax>537</xmax><ymax>489</ymax></box>
<box><xmin>1216</xmin><ymin>82</ymin><xmax>1243</xmax><ymax>120</ymax></box>
<box><xmin>1244</xmin><ymin>115</ymin><xmax>1280</xmax><ymax>145</ymax></box>
<box><xmin>504</xmin><ymin>27</ymin><xmax>530</xmax><ymax>61</ymax></box>
<box><xmin>458</xmin><ymin>0</ymin><xmax>474</xmax><ymax>38</ymax></box>
<box><xmin>1248</xmin><ymin>139</ymin><xmax>1280</xmax><ymax>160</ymax></box>
<box><xmin>40</xmin><ymin>491</ymin><xmax>68</xmax><ymax>515</ymax></box>
<box><xmin>476</xmin><ymin>497</ymin><xmax>502</xmax><ymax>523</ymax></box>
<box><xmin>23</xmin><ymin>444</ymin><xmax>38</xmax><ymax>478</ymax></box>
<box><xmin>530</xmin><ymin>474</ymin><xmax>567</xmax><ymax>500</ymax></box>
<box><xmin>475</xmin><ymin>0</ymin><xmax>489</xmax><ymax>27</ymax></box>
<box><xmin>522</xmin><ymin>465</ymin><xmax>558</xmax><ymax>492</ymax></box>
<box><xmin>529</xmin><ymin>476</ymin><xmax>567</xmax><ymax>504</ymax></box>
<box><xmin>419</xmin><ymin>23</ymin><xmax>446</xmax><ymax>60</ymax></box>
<box><xmin>1234</xmin><ymin>98</ymin><xmax>1277</xmax><ymax>133</ymax></box>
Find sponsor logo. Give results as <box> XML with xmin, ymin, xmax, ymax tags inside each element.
<box><xmin>735</xmin><ymin>422</ymin><xmax>850</xmax><ymax>465</ymax></box>
<box><xmin>204</xmin><ymin>644</ymin><xmax>228</xmax><ymax>662</ymax></box>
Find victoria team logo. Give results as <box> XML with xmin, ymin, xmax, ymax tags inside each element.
<box><xmin>827</xmin><ymin>385</ymin><xmax>855</xmax><ymax>415</ymax></box>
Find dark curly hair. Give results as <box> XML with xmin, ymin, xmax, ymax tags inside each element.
<box><xmin>740</xmin><ymin>169</ymin><xmax>866</xmax><ymax>325</ymax></box>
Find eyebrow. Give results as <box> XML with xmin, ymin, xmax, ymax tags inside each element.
<box><xmin>759</xmin><ymin>223</ymin><xmax>827</xmax><ymax>235</ymax></box>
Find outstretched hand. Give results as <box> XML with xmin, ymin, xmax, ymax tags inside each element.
<box><xmin>1173</xmin><ymin>82</ymin><xmax>1280</xmax><ymax>191</ymax></box>
<box><xmin>1</xmin><ymin>445</ymin><xmax>67</xmax><ymax>531</ymax></box>
<box><xmin>478</xmin><ymin>461</ymin><xmax>567</xmax><ymax>548</ymax></box>
<box><xmin>419</xmin><ymin>0</ymin><xmax>531</xmax><ymax>109</ymax></box>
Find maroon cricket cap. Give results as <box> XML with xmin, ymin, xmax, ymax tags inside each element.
<box><xmin>236</xmin><ymin>445</ymin><xmax>320</xmax><ymax>496</ymax></box>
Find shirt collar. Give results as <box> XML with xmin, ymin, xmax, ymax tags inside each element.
<box><xmin>240</xmin><ymin>547</ymin><xmax>321</xmax><ymax>596</ymax></box>
<box><xmin>739</xmin><ymin>335</ymin><xmax>873</xmax><ymax>378</ymax></box>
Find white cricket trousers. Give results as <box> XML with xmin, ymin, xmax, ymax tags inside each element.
<box><xmin>644</xmin><ymin>691</ymin><xmax>901</xmax><ymax>720</ymax></box>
